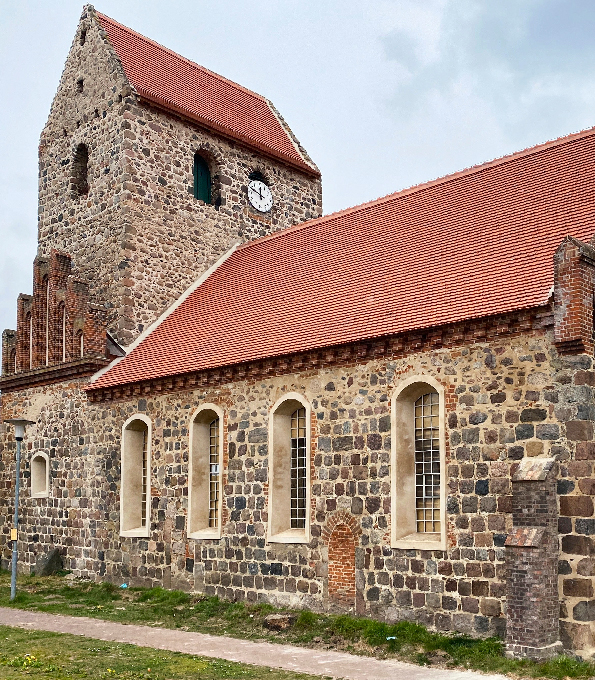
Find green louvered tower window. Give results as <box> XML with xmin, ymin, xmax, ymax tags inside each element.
<box><xmin>193</xmin><ymin>153</ymin><xmax>212</xmax><ymax>204</ymax></box>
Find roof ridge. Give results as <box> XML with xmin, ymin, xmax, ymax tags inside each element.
<box><xmin>95</xmin><ymin>11</ymin><xmax>269</xmax><ymax>104</ymax></box>
<box><xmin>237</xmin><ymin>123</ymin><xmax>595</xmax><ymax>251</ymax></box>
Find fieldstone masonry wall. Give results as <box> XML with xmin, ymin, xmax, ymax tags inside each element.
<box><xmin>4</xmin><ymin>326</ymin><xmax>595</xmax><ymax>655</ymax></box>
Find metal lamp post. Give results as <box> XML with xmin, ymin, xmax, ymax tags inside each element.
<box><xmin>4</xmin><ymin>418</ymin><xmax>34</xmax><ymax>601</ymax></box>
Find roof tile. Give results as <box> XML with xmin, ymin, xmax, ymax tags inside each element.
<box><xmin>95</xmin><ymin>11</ymin><xmax>317</xmax><ymax>175</ymax></box>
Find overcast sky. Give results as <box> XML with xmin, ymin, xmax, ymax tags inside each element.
<box><xmin>2</xmin><ymin>0</ymin><xmax>595</xmax><ymax>335</ymax></box>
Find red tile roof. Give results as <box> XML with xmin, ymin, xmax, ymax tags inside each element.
<box><xmin>95</xmin><ymin>11</ymin><xmax>318</xmax><ymax>176</ymax></box>
<box><xmin>90</xmin><ymin>127</ymin><xmax>595</xmax><ymax>391</ymax></box>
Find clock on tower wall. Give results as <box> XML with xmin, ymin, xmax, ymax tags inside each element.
<box><xmin>247</xmin><ymin>171</ymin><xmax>273</xmax><ymax>213</ymax></box>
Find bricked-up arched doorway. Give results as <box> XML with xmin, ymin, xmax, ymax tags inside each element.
<box><xmin>322</xmin><ymin>510</ymin><xmax>361</xmax><ymax>608</ymax></box>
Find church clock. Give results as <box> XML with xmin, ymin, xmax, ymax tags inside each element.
<box><xmin>248</xmin><ymin>179</ymin><xmax>273</xmax><ymax>212</ymax></box>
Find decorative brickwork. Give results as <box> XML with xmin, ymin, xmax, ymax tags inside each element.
<box><xmin>505</xmin><ymin>458</ymin><xmax>562</xmax><ymax>659</ymax></box>
<box><xmin>1</xmin><ymin>330</ymin><xmax>16</xmax><ymax>376</ymax></box>
<box><xmin>554</xmin><ymin>237</ymin><xmax>595</xmax><ymax>355</ymax></box>
<box><xmin>328</xmin><ymin>524</ymin><xmax>357</xmax><ymax>607</ymax></box>
<box><xmin>1</xmin><ymin>250</ymin><xmax>110</xmax><ymax>389</ymax></box>
<box><xmin>322</xmin><ymin>510</ymin><xmax>362</xmax><ymax>609</ymax></box>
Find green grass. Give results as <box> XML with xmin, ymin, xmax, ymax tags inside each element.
<box><xmin>0</xmin><ymin>626</ymin><xmax>319</xmax><ymax>679</ymax></box>
<box><xmin>1</xmin><ymin>571</ymin><xmax>594</xmax><ymax>678</ymax></box>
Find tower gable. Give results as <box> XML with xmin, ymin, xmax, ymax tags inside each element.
<box><xmin>35</xmin><ymin>6</ymin><xmax>322</xmax><ymax>349</ymax></box>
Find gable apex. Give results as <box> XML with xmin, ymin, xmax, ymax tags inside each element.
<box><xmin>93</xmin><ymin>8</ymin><xmax>319</xmax><ymax>176</ymax></box>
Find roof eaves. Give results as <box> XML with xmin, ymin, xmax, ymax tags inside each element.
<box><xmin>87</xmin><ymin>300</ymin><xmax>551</xmax><ymax>393</ymax></box>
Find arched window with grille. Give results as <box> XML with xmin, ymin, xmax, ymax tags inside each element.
<box><xmin>188</xmin><ymin>404</ymin><xmax>223</xmax><ymax>538</ymax></box>
<box><xmin>391</xmin><ymin>376</ymin><xmax>446</xmax><ymax>550</ymax></box>
<box><xmin>414</xmin><ymin>392</ymin><xmax>441</xmax><ymax>534</ymax></box>
<box><xmin>269</xmin><ymin>393</ymin><xmax>311</xmax><ymax>543</ymax></box>
<box><xmin>120</xmin><ymin>415</ymin><xmax>151</xmax><ymax>537</ymax></box>
<box><xmin>193</xmin><ymin>153</ymin><xmax>212</xmax><ymax>204</ymax></box>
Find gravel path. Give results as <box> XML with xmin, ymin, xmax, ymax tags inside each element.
<box><xmin>0</xmin><ymin>607</ymin><xmax>508</xmax><ymax>680</ymax></box>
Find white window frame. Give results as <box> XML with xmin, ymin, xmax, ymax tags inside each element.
<box><xmin>188</xmin><ymin>403</ymin><xmax>224</xmax><ymax>540</ymax></box>
<box><xmin>120</xmin><ymin>414</ymin><xmax>152</xmax><ymax>537</ymax></box>
<box><xmin>268</xmin><ymin>392</ymin><xmax>311</xmax><ymax>544</ymax></box>
<box><xmin>391</xmin><ymin>375</ymin><xmax>446</xmax><ymax>550</ymax></box>
<box><xmin>30</xmin><ymin>452</ymin><xmax>50</xmax><ymax>498</ymax></box>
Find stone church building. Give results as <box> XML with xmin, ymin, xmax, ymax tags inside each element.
<box><xmin>2</xmin><ymin>4</ymin><xmax>595</xmax><ymax>660</ymax></box>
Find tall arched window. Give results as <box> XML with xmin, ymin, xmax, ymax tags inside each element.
<box><xmin>193</xmin><ymin>153</ymin><xmax>211</xmax><ymax>204</ymax></box>
<box><xmin>71</xmin><ymin>143</ymin><xmax>89</xmax><ymax>196</ymax></box>
<box><xmin>10</xmin><ymin>348</ymin><xmax>16</xmax><ymax>374</ymax></box>
<box><xmin>290</xmin><ymin>407</ymin><xmax>307</xmax><ymax>529</ymax></box>
<box><xmin>269</xmin><ymin>393</ymin><xmax>311</xmax><ymax>543</ymax></box>
<box><xmin>414</xmin><ymin>392</ymin><xmax>440</xmax><ymax>533</ymax></box>
<box><xmin>121</xmin><ymin>416</ymin><xmax>151</xmax><ymax>536</ymax></box>
<box><xmin>391</xmin><ymin>376</ymin><xmax>446</xmax><ymax>550</ymax></box>
<box><xmin>188</xmin><ymin>404</ymin><xmax>223</xmax><ymax>538</ymax></box>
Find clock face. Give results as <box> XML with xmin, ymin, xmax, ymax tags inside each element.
<box><xmin>248</xmin><ymin>180</ymin><xmax>273</xmax><ymax>213</ymax></box>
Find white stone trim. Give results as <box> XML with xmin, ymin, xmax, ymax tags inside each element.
<box><xmin>188</xmin><ymin>403</ymin><xmax>224</xmax><ymax>540</ymax></box>
<box><xmin>268</xmin><ymin>392</ymin><xmax>311</xmax><ymax>545</ymax></box>
<box><xmin>120</xmin><ymin>413</ymin><xmax>152</xmax><ymax>538</ymax></box>
<box><xmin>391</xmin><ymin>375</ymin><xmax>447</xmax><ymax>551</ymax></box>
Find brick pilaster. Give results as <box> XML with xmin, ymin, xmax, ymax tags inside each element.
<box><xmin>1</xmin><ymin>330</ymin><xmax>16</xmax><ymax>375</ymax></box>
<box><xmin>553</xmin><ymin>237</ymin><xmax>595</xmax><ymax>355</ymax></box>
<box><xmin>505</xmin><ymin>458</ymin><xmax>562</xmax><ymax>659</ymax></box>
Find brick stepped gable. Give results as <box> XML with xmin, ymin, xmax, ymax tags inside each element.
<box><xmin>1</xmin><ymin>251</ymin><xmax>113</xmax><ymax>390</ymax></box>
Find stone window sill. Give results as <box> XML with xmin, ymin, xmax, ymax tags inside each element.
<box><xmin>392</xmin><ymin>532</ymin><xmax>445</xmax><ymax>551</ymax></box>
<box><xmin>188</xmin><ymin>530</ymin><xmax>221</xmax><ymax>541</ymax></box>
<box><xmin>120</xmin><ymin>527</ymin><xmax>150</xmax><ymax>538</ymax></box>
<box><xmin>269</xmin><ymin>528</ymin><xmax>308</xmax><ymax>544</ymax></box>
<box><xmin>31</xmin><ymin>492</ymin><xmax>49</xmax><ymax>499</ymax></box>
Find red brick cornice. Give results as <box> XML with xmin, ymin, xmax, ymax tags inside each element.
<box><xmin>87</xmin><ymin>305</ymin><xmax>552</xmax><ymax>403</ymax></box>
